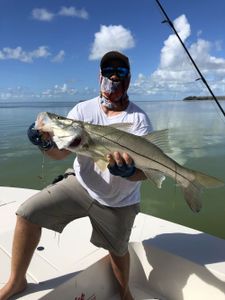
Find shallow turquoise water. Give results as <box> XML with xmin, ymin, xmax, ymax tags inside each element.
<box><xmin>0</xmin><ymin>100</ymin><xmax>225</xmax><ymax>239</ymax></box>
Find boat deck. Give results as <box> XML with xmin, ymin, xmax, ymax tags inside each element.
<box><xmin>1</xmin><ymin>187</ymin><xmax>225</xmax><ymax>299</ymax></box>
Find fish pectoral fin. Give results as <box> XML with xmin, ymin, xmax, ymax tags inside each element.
<box><xmin>143</xmin><ymin>129</ymin><xmax>172</xmax><ymax>153</ymax></box>
<box><xmin>53</xmin><ymin>136</ymin><xmax>74</xmax><ymax>150</ymax></box>
<box><xmin>143</xmin><ymin>169</ymin><xmax>166</xmax><ymax>188</ymax></box>
<box><xmin>52</xmin><ymin>136</ymin><xmax>65</xmax><ymax>150</ymax></box>
<box><xmin>94</xmin><ymin>158</ymin><xmax>108</xmax><ymax>171</ymax></box>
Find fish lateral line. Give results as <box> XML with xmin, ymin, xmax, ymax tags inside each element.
<box><xmin>85</xmin><ymin>126</ymin><xmax>195</xmax><ymax>184</ymax></box>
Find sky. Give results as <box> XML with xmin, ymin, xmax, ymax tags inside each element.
<box><xmin>1</xmin><ymin>0</ymin><xmax>225</xmax><ymax>102</ymax></box>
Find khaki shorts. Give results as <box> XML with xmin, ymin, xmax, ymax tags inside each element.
<box><xmin>16</xmin><ymin>174</ymin><xmax>140</xmax><ymax>256</ymax></box>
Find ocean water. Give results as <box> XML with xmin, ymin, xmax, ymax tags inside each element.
<box><xmin>0</xmin><ymin>100</ymin><xmax>225</xmax><ymax>239</ymax></box>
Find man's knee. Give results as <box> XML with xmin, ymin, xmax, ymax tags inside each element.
<box><xmin>109</xmin><ymin>250</ymin><xmax>129</xmax><ymax>259</ymax></box>
<box><xmin>16</xmin><ymin>215</ymin><xmax>41</xmax><ymax>232</ymax></box>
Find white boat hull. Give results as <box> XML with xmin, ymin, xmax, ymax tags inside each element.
<box><xmin>1</xmin><ymin>187</ymin><xmax>225</xmax><ymax>299</ymax></box>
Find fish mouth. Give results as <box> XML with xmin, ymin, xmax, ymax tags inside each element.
<box><xmin>68</xmin><ymin>137</ymin><xmax>82</xmax><ymax>148</ymax></box>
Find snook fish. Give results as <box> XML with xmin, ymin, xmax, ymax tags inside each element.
<box><xmin>35</xmin><ymin>111</ymin><xmax>224</xmax><ymax>213</ymax></box>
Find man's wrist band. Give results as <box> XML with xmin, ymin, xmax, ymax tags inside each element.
<box><xmin>108</xmin><ymin>162</ymin><xmax>136</xmax><ymax>178</ymax></box>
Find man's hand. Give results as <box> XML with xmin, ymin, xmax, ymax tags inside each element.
<box><xmin>27</xmin><ymin>122</ymin><xmax>71</xmax><ymax>160</ymax></box>
<box><xmin>107</xmin><ymin>152</ymin><xmax>147</xmax><ymax>181</ymax></box>
<box><xmin>27</xmin><ymin>122</ymin><xmax>56</xmax><ymax>151</ymax></box>
<box><xmin>106</xmin><ymin>152</ymin><xmax>136</xmax><ymax>178</ymax></box>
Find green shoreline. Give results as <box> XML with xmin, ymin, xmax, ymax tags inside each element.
<box><xmin>183</xmin><ymin>96</ymin><xmax>225</xmax><ymax>101</ymax></box>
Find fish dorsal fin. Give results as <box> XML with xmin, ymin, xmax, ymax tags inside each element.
<box><xmin>143</xmin><ymin>129</ymin><xmax>172</xmax><ymax>153</ymax></box>
<box><xmin>143</xmin><ymin>169</ymin><xmax>166</xmax><ymax>188</ymax></box>
<box><xmin>109</xmin><ymin>123</ymin><xmax>133</xmax><ymax>132</ymax></box>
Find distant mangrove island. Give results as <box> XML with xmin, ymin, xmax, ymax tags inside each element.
<box><xmin>183</xmin><ymin>96</ymin><xmax>225</xmax><ymax>101</ymax></box>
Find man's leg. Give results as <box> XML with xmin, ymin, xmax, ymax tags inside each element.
<box><xmin>109</xmin><ymin>250</ymin><xmax>134</xmax><ymax>300</ymax></box>
<box><xmin>0</xmin><ymin>216</ymin><xmax>41</xmax><ymax>300</ymax></box>
<box><xmin>0</xmin><ymin>176</ymin><xmax>94</xmax><ymax>300</ymax></box>
<box><xmin>90</xmin><ymin>202</ymin><xmax>139</xmax><ymax>300</ymax></box>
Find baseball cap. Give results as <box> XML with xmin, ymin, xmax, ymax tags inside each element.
<box><xmin>100</xmin><ymin>51</ymin><xmax>130</xmax><ymax>71</ymax></box>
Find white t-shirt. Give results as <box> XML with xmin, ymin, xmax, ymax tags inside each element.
<box><xmin>67</xmin><ymin>96</ymin><xmax>152</xmax><ymax>207</ymax></box>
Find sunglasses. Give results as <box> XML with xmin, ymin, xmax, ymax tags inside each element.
<box><xmin>101</xmin><ymin>67</ymin><xmax>129</xmax><ymax>79</ymax></box>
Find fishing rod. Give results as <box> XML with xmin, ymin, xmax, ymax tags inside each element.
<box><xmin>155</xmin><ymin>0</ymin><xmax>225</xmax><ymax>117</ymax></box>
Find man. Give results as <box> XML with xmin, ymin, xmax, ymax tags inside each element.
<box><xmin>0</xmin><ymin>51</ymin><xmax>152</xmax><ymax>300</ymax></box>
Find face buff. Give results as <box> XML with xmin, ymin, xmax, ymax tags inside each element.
<box><xmin>100</xmin><ymin>76</ymin><xmax>126</xmax><ymax>108</ymax></box>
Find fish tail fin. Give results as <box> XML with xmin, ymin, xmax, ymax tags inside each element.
<box><xmin>194</xmin><ymin>171</ymin><xmax>224</xmax><ymax>188</ymax></box>
<box><xmin>182</xmin><ymin>171</ymin><xmax>224</xmax><ymax>213</ymax></box>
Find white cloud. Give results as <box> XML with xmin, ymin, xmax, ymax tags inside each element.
<box><xmin>160</xmin><ymin>15</ymin><xmax>190</xmax><ymax>69</ymax></box>
<box><xmin>0</xmin><ymin>83</ymin><xmax>78</xmax><ymax>101</ymax></box>
<box><xmin>58</xmin><ymin>6</ymin><xmax>88</xmax><ymax>19</ymax></box>
<box><xmin>51</xmin><ymin>50</ymin><xmax>65</xmax><ymax>63</ymax></box>
<box><xmin>189</xmin><ymin>39</ymin><xmax>225</xmax><ymax>74</ymax></box>
<box><xmin>0</xmin><ymin>86</ymin><xmax>36</xmax><ymax>100</ymax></box>
<box><xmin>0</xmin><ymin>46</ymin><xmax>67</xmax><ymax>64</ymax></box>
<box><xmin>31</xmin><ymin>46</ymin><xmax>51</xmax><ymax>59</ymax></box>
<box><xmin>42</xmin><ymin>84</ymin><xmax>77</xmax><ymax>97</ymax></box>
<box><xmin>131</xmin><ymin>14</ymin><xmax>225</xmax><ymax>99</ymax></box>
<box><xmin>32</xmin><ymin>8</ymin><xmax>54</xmax><ymax>22</ymax></box>
<box><xmin>0</xmin><ymin>83</ymin><xmax>98</xmax><ymax>101</ymax></box>
<box><xmin>32</xmin><ymin>6</ymin><xmax>88</xmax><ymax>22</ymax></box>
<box><xmin>89</xmin><ymin>25</ymin><xmax>135</xmax><ymax>60</ymax></box>
<box><xmin>0</xmin><ymin>46</ymin><xmax>50</xmax><ymax>63</ymax></box>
